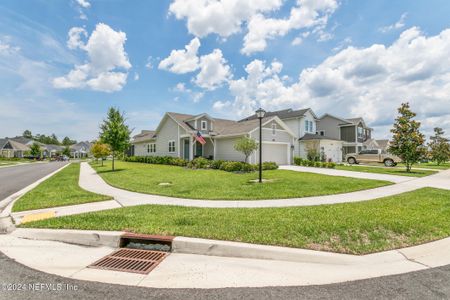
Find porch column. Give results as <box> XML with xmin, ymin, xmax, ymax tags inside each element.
<box><xmin>189</xmin><ymin>137</ymin><xmax>194</xmax><ymax>161</ymax></box>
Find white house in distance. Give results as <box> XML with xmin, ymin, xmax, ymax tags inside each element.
<box><xmin>130</xmin><ymin>108</ymin><xmax>375</xmax><ymax>164</ymax></box>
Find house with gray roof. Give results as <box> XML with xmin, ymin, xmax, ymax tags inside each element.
<box><xmin>70</xmin><ymin>141</ymin><xmax>92</xmax><ymax>158</ymax></box>
<box><xmin>131</xmin><ymin>112</ymin><xmax>296</xmax><ymax>165</ymax></box>
<box><xmin>0</xmin><ymin>139</ymin><xmax>31</xmax><ymax>158</ymax></box>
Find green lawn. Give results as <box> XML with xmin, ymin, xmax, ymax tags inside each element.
<box><xmin>90</xmin><ymin>161</ymin><xmax>390</xmax><ymax>200</ymax></box>
<box><xmin>397</xmin><ymin>162</ymin><xmax>450</xmax><ymax>170</ymax></box>
<box><xmin>22</xmin><ymin>187</ymin><xmax>450</xmax><ymax>254</ymax></box>
<box><xmin>336</xmin><ymin>165</ymin><xmax>437</xmax><ymax>177</ymax></box>
<box><xmin>12</xmin><ymin>163</ymin><xmax>112</xmax><ymax>212</ymax></box>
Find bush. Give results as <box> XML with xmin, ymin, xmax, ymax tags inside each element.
<box><xmin>294</xmin><ymin>157</ymin><xmax>303</xmax><ymax>166</ymax></box>
<box><xmin>262</xmin><ymin>161</ymin><xmax>278</xmax><ymax>170</ymax></box>
<box><xmin>321</xmin><ymin>162</ymin><xmax>328</xmax><ymax>168</ymax></box>
<box><xmin>210</xmin><ymin>160</ymin><xmax>225</xmax><ymax>169</ymax></box>
<box><xmin>241</xmin><ymin>163</ymin><xmax>257</xmax><ymax>172</ymax></box>
<box><xmin>220</xmin><ymin>161</ymin><xmax>244</xmax><ymax>172</ymax></box>
<box><xmin>327</xmin><ymin>162</ymin><xmax>336</xmax><ymax>169</ymax></box>
<box><xmin>314</xmin><ymin>161</ymin><xmax>322</xmax><ymax>168</ymax></box>
<box><xmin>187</xmin><ymin>157</ymin><xmax>210</xmax><ymax>169</ymax></box>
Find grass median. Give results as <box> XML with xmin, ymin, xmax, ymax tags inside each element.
<box><xmin>22</xmin><ymin>187</ymin><xmax>450</xmax><ymax>254</ymax></box>
<box><xmin>90</xmin><ymin>160</ymin><xmax>391</xmax><ymax>200</ymax></box>
<box><xmin>335</xmin><ymin>165</ymin><xmax>437</xmax><ymax>177</ymax></box>
<box><xmin>12</xmin><ymin>163</ymin><xmax>112</xmax><ymax>212</ymax></box>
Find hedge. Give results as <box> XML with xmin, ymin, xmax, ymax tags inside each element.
<box><xmin>294</xmin><ymin>157</ymin><xmax>336</xmax><ymax>169</ymax></box>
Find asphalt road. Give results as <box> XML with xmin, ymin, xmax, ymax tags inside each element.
<box><xmin>0</xmin><ymin>162</ymin><xmax>67</xmax><ymax>201</ymax></box>
<box><xmin>0</xmin><ymin>251</ymin><xmax>449</xmax><ymax>300</ymax></box>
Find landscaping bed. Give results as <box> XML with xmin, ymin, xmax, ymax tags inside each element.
<box><xmin>91</xmin><ymin>160</ymin><xmax>390</xmax><ymax>200</ymax></box>
<box><xmin>22</xmin><ymin>187</ymin><xmax>450</xmax><ymax>255</ymax></box>
<box><xmin>12</xmin><ymin>163</ymin><xmax>112</xmax><ymax>212</ymax></box>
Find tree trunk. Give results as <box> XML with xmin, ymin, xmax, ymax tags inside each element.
<box><xmin>112</xmin><ymin>152</ymin><xmax>115</xmax><ymax>171</ymax></box>
<box><xmin>101</xmin><ymin>158</ymin><xmax>104</xmax><ymax>167</ymax></box>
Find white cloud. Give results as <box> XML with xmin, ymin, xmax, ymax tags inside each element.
<box><xmin>67</xmin><ymin>27</ymin><xmax>87</xmax><ymax>50</ymax></box>
<box><xmin>214</xmin><ymin>27</ymin><xmax>450</xmax><ymax>137</ymax></box>
<box><xmin>173</xmin><ymin>82</ymin><xmax>190</xmax><ymax>93</ymax></box>
<box><xmin>168</xmin><ymin>0</ymin><xmax>283</xmax><ymax>38</ymax></box>
<box><xmin>168</xmin><ymin>0</ymin><xmax>339</xmax><ymax>55</ymax></box>
<box><xmin>134</xmin><ymin>72</ymin><xmax>139</xmax><ymax>81</ymax></box>
<box><xmin>76</xmin><ymin>0</ymin><xmax>91</xmax><ymax>8</ymax></box>
<box><xmin>53</xmin><ymin>23</ymin><xmax>131</xmax><ymax>93</ymax></box>
<box><xmin>0</xmin><ymin>39</ymin><xmax>20</xmax><ymax>55</ymax></box>
<box><xmin>380</xmin><ymin>13</ymin><xmax>407</xmax><ymax>33</ymax></box>
<box><xmin>158</xmin><ymin>38</ymin><xmax>201</xmax><ymax>74</ymax></box>
<box><xmin>291</xmin><ymin>37</ymin><xmax>302</xmax><ymax>45</ymax></box>
<box><xmin>242</xmin><ymin>0</ymin><xmax>339</xmax><ymax>54</ymax></box>
<box><xmin>194</xmin><ymin>49</ymin><xmax>231</xmax><ymax>90</ymax></box>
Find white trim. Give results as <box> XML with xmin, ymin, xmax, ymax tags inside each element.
<box><xmin>201</xmin><ymin>120</ymin><xmax>207</xmax><ymax>130</ymax></box>
<box><xmin>248</xmin><ymin>116</ymin><xmax>296</xmax><ymax>138</ymax></box>
<box><xmin>168</xmin><ymin>140</ymin><xmax>176</xmax><ymax>153</ymax></box>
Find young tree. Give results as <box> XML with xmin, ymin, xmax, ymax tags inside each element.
<box><xmin>91</xmin><ymin>142</ymin><xmax>111</xmax><ymax>166</ymax></box>
<box><xmin>388</xmin><ymin>102</ymin><xmax>426</xmax><ymax>172</ymax></box>
<box><xmin>62</xmin><ymin>146</ymin><xmax>71</xmax><ymax>157</ymax></box>
<box><xmin>29</xmin><ymin>142</ymin><xmax>41</xmax><ymax>159</ymax></box>
<box><xmin>99</xmin><ymin>107</ymin><xmax>131</xmax><ymax>171</ymax></box>
<box><xmin>428</xmin><ymin>127</ymin><xmax>450</xmax><ymax>165</ymax></box>
<box><xmin>23</xmin><ymin>130</ymin><xmax>32</xmax><ymax>139</ymax></box>
<box><xmin>234</xmin><ymin>137</ymin><xmax>258</xmax><ymax>163</ymax></box>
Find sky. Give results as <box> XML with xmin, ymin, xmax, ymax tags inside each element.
<box><xmin>1</xmin><ymin>0</ymin><xmax>450</xmax><ymax>141</ymax></box>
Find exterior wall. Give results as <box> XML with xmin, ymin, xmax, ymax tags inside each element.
<box><xmin>301</xmin><ymin>110</ymin><xmax>316</xmax><ymax>137</ymax></box>
<box><xmin>319</xmin><ymin>140</ymin><xmax>343</xmax><ymax>163</ymax></box>
<box><xmin>317</xmin><ymin>115</ymin><xmax>341</xmax><ymax>140</ymax></box>
<box><xmin>215</xmin><ymin>137</ymin><xmax>246</xmax><ymax>162</ymax></box>
<box><xmin>133</xmin><ymin>141</ymin><xmax>155</xmax><ymax>156</ymax></box>
<box><xmin>340</xmin><ymin>126</ymin><xmax>356</xmax><ymax>142</ymax></box>
<box><xmin>155</xmin><ymin>117</ymin><xmax>181</xmax><ymax>157</ymax></box>
<box><xmin>249</xmin><ymin>128</ymin><xmax>291</xmax><ymax>143</ymax></box>
<box><xmin>203</xmin><ymin>140</ymin><xmax>214</xmax><ymax>158</ymax></box>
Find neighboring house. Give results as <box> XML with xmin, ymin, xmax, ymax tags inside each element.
<box><xmin>317</xmin><ymin>114</ymin><xmax>373</xmax><ymax>157</ymax></box>
<box><xmin>131</xmin><ymin>112</ymin><xmax>296</xmax><ymax>165</ymax></box>
<box><xmin>70</xmin><ymin>141</ymin><xmax>92</xmax><ymax>158</ymax></box>
<box><xmin>241</xmin><ymin>108</ymin><xmax>344</xmax><ymax>162</ymax></box>
<box><xmin>363</xmin><ymin>139</ymin><xmax>390</xmax><ymax>153</ymax></box>
<box><xmin>0</xmin><ymin>139</ymin><xmax>30</xmax><ymax>158</ymax></box>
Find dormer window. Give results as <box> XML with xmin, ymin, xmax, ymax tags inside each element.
<box><xmin>201</xmin><ymin>120</ymin><xmax>207</xmax><ymax>130</ymax></box>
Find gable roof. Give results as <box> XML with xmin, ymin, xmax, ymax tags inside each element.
<box><xmin>70</xmin><ymin>141</ymin><xmax>92</xmax><ymax>152</ymax></box>
<box><xmin>239</xmin><ymin>108</ymin><xmax>313</xmax><ymax>122</ymax></box>
<box><xmin>10</xmin><ymin>136</ymin><xmax>33</xmax><ymax>145</ymax></box>
<box><xmin>3</xmin><ymin>139</ymin><xmax>30</xmax><ymax>151</ymax></box>
<box><xmin>319</xmin><ymin>113</ymin><xmax>352</xmax><ymax>124</ymax></box>
<box><xmin>0</xmin><ymin>138</ymin><xmax>7</xmax><ymax>149</ymax></box>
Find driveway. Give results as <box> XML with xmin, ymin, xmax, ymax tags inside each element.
<box><xmin>0</xmin><ymin>162</ymin><xmax>67</xmax><ymax>202</ymax></box>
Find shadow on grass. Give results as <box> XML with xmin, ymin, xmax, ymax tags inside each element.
<box><xmin>96</xmin><ymin>168</ymin><xmax>126</xmax><ymax>174</ymax></box>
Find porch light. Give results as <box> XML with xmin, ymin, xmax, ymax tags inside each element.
<box><xmin>255</xmin><ymin>108</ymin><xmax>266</xmax><ymax>119</ymax></box>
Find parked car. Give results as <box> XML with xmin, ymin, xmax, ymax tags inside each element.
<box><xmin>345</xmin><ymin>149</ymin><xmax>401</xmax><ymax>167</ymax></box>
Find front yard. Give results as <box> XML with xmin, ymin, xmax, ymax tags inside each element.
<box><xmin>22</xmin><ymin>187</ymin><xmax>450</xmax><ymax>255</ymax></box>
<box><xmin>91</xmin><ymin>161</ymin><xmax>390</xmax><ymax>200</ymax></box>
<box><xmin>12</xmin><ymin>163</ymin><xmax>112</xmax><ymax>212</ymax></box>
<box><xmin>335</xmin><ymin>164</ymin><xmax>437</xmax><ymax>177</ymax></box>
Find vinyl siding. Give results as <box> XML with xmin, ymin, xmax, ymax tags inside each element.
<box><xmin>215</xmin><ymin>138</ymin><xmax>246</xmax><ymax>161</ymax></box>
<box><xmin>155</xmin><ymin>117</ymin><xmax>181</xmax><ymax>157</ymax></box>
<box><xmin>249</xmin><ymin>128</ymin><xmax>291</xmax><ymax>143</ymax></box>
<box><xmin>316</xmin><ymin>115</ymin><xmax>341</xmax><ymax>140</ymax></box>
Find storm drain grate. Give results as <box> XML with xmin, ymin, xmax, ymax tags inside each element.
<box><xmin>88</xmin><ymin>248</ymin><xmax>169</xmax><ymax>274</ymax></box>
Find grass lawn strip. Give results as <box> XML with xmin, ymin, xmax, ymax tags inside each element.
<box><xmin>22</xmin><ymin>187</ymin><xmax>450</xmax><ymax>255</ymax></box>
<box><xmin>12</xmin><ymin>163</ymin><xmax>112</xmax><ymax>212</ymax></box>
<box><xmin>397</xmin><ymin>162</ymin><xmax>450</xmax><ymax>170</ymax></box>
<box><xmin>90</xmin><ymin>161</ymin><xmax>390</xmax><ymax>200</ymax></box>
<box><xmin>336</xmin><ymin>165</ymin><xmax>437</xmax><ymax>177</ymax></box>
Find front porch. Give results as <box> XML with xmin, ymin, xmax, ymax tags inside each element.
<box><xmin>180</xmin><ymin>136</ymin><xmax>215</xmax><ymax>161</ymax></box>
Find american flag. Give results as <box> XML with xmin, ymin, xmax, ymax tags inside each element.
<box><xmin>194</xmin><ymin>131</ymin><xmax>206</xmax><ymax>145</ymax></box>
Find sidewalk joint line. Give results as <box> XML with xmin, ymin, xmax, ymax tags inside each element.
<box><xmin>396</xmin><ymin>250</ymin><xmax>432</xmax><ymax>268</ymax></box>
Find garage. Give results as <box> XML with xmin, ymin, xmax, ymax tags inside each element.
<box><xmin>259</xmin><ymin>143</ymin><xmax>289</xmax><ymax>165</ymax></box>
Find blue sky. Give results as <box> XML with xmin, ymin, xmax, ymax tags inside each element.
<box><xmin>1</xmin><ymin>0</ymin><xmax>450</xmax><ymax>141</ymax></box>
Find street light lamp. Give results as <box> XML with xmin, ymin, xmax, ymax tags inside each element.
<box><xmin>255</xmin><ymin>108</ymin><xmax>266</xmax><ymax>183</ymax></box>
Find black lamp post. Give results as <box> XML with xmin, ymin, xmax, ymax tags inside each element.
<box><xmin>255</xmin><ymin>108</ymin><xmax>266</xmax><ymax>183</ymax></box>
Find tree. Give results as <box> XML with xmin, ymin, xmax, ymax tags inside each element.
<box><xmin>234</xmin><ymin>137</ymin><xmax>258</xmax><ymax>163</ymax></box>
<box><xmin>99</xmin><ymin>107</ymin><xmax>131</xmax><ymax>171</ymax></box>
<box><xmin>62</xmin><ymin>136</ymin><xmax>77</xmax><ymax>146</ymax></box>
<box><xmin>62</xmin><ymin>146</ymin><xmax>71</xmax><ymax>157</ymax></box>
<box><xmin>23</xmin><ymin>130</ymin><xmax>32</xmax><ymax>139</ymax></box>
<box><xmin>388</xmin><ymin>102</ymin><xmax>426</xmax><ymax>172</ymax></box>
<box><xmin>50</xmin><ymin>134</ymin><xmax>60</xmax><ymax>145</ymax></box>
<box><xmin>91</xmin><ymin>142</ymin><xmax>111</xmax><ymax>166</ymax></box>
<box><xmin>428</xmin><ymin>127</ymin><xmax>450</xmax><ymax>165</ymax></box>
<box><xmin>30</xmin><ymin>142</ymin><xmax>41</xmax><ymax>158</ymax></box>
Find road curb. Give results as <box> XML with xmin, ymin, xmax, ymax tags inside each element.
<box><xmin>11</xmin><ymin>228</ymin><xmax>123</xmax><ymax>248</ymax></box>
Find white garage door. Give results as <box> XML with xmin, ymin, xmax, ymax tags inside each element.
<box><xmin>261</xmin><ymin>143</ymin><xmax>289</xmax><ymax>165</ymax></box>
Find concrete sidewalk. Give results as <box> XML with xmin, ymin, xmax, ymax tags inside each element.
<box><xmin>1</xmin><ymin>233</ymin><xmax>450</xmax><ymax>288</ymax></box>
<box><xmin>10</xmin><ymin>162</ymin><xmax>450</xmax><ymax>224</ymax></box>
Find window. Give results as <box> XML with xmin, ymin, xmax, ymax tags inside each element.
<box><xmin>201</xmin><ymin>120</ymin><xmax>207</xmax><ymax>130</ymax></box>
<box><xmin>272</xmin><ymin>123</ymin><xmax>277</xmax><ymax>135</ymax></box>
<box><xmin>168</xmin><ymin>140</ymin><xmax>176</xmax><ymax>153</ymax></box>
<box><xmin>305</xmin><ymin>120</ymin><xmax>314</xmax><ymax>133</ymax></box>
<box><xmin>305</xmin><ymin>120</ymin><xmax>309</xmax><ymax>132</ymax></box>
<box><xmin>147</xmin><ymin>144</ymin><xmax>156</xmax><ymax>153</ymax></box>
<box><xmin>357</xmin><ymin>126</ymin><xmax>364</xmax><ymax>138</ymax></box>
<box><xmin>320</xmin><ymin>131</ymin><xmax>325</xmax><ymax>136</ymax></box>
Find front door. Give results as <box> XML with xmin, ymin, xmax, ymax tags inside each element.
<box><xmin>184</xmin><ymin>139</ymin><xmax>190</xmax><ymax>160</ymax></box>
<box><xmin>196</xmin><ymin>141</ymin><xmax>203</xmax><ymax>157</ymax></box>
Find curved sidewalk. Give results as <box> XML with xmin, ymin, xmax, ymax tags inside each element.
<box><xmin>10</xmin><ymin>162</ymin><xmax>450</xmax><ymax>224</ymax></box>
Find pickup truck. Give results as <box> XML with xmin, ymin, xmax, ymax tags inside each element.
<box><xmin>345</xmin><ymin>149</ymin><xmax>401</xmax><ymax>167</ymax></box>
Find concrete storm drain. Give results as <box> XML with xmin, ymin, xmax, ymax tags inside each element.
<box><xmin>89</xmin><ymin>233</ymin><xmax>173</xmax><ymax>274</ymax></box>
<box><xmin>89</xmin><ymin>248</ymin><xmax>169</xmax><ymax>274</ymax></box>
